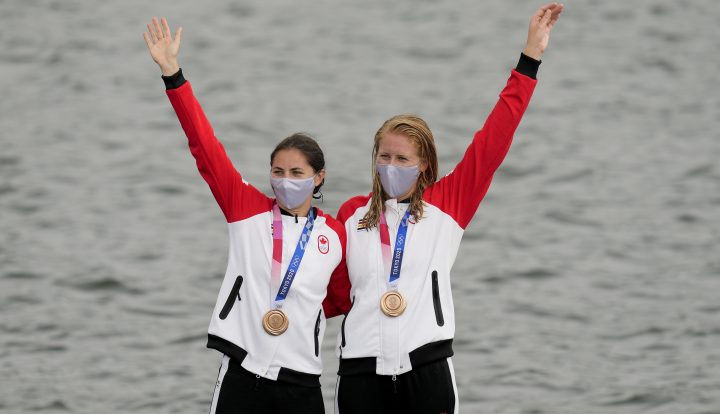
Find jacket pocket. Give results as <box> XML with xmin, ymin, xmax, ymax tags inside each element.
<box><xmin>431</xmin><ymin>271</ymin><xmax>444</xmax><ymax>327</ymax></box>
<box><xmin>314</xmin><ymin>309</ymin><xmax>322</xmax><ymax>357</ymax></box>
<box><xmin>340</xmin><ymin>296</ymin><xmax>355</xmax><ymax>348</ymax></box>
<box><xmin>219</xmin><ymin>275</ymin><xmax>243</xmax><ymax>320</ymax></box>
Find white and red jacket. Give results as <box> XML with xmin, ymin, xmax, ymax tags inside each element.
<box><xmin>166</xmin><ymin>77</ymin><xmax>351</xmax><ymax>386</ymax></box>
<box><xmin>335</xmin><ymin>68</ymin><xmax>537</xmax><ymax>376</ymax></box>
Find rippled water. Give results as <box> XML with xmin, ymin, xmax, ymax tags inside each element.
<box><xmin>1</xmin><ymin>0</ymin><xmax>719</xmax><ymax>413</ymax></box>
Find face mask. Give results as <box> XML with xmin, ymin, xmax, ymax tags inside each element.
<box><xmin>270</xmin><ymin>176</ymin><xmax>316</xmax><ymax>209</ymax></box>
<box><xmin>376</xmin><ymin>163</ymin><xmax>420</xmax><ymax>199</ymax></box>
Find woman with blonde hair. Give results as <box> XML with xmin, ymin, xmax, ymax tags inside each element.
<box><xmin>333</xmin><ymin>3</ymin><xmax>564</xmax><ymax>413</ymax></box>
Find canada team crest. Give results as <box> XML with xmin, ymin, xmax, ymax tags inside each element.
<box><xmin>317</xmin><ymin>235</ymin><xmax>329</xmax><ymax>254</ymax></box>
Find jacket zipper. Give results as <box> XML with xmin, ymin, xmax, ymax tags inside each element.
<box><xmin>340</xmin><ymin>296</ymin><xmax>355</xmax><ymax>348</ymax></box>
<box><xmin>314</xmin><ymin>309</ymin><xmax>322</xmax><ymax>357</ymax></box>
<box><xmin>431</xmin><ymin>271</ymin><xmax>444</xmax><ymax>326</ymax></box>
<box><xmin>219</xmin><ymin>275</ymin><xmax>243</xmax><ymax>320</ymax></box>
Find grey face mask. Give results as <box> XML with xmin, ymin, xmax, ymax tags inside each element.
<box><xmin>270</xmin><ymin>176</ymin><xmax>316</xmax><ymax>209</ymax></box>
<box><xmin>376</xmin><ymin>163</ymin><xmax>420</xmax><ymax>199</ymax></box>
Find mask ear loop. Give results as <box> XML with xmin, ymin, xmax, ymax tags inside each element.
<box><xmin>312</xmin><ymin>177</ymin><xmax>325</xmax><ymax>202</ymax></box>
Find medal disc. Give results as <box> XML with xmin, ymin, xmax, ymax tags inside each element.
<box><xmin>262</xmin><ymin>309</ymin><xmax>289</xmax><ymax>335</ymax></box>
<box><xmin>380</xmin><ymin>291</ymin><xmax>406</xmax><ymax>317</ymax></box>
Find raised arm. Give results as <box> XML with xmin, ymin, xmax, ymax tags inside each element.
<box><xmin>143</xmin><ymin>18</ymin><xmax>269</xmax><ymax>222</ymax></box>
<box><xmin>424</xmin><ymin>3</ymin><xmax>563</xmax><ymax>229</ymax></box>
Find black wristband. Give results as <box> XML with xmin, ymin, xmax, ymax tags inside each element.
<box><xmin>515</xmin><ymin>53</ymin><xmax>541</xmax><ymax>79</ymax></box>
<box><xmin>162</xmin><ymin>68</ymin><xmax>186</xmax><ymax>90</ymax></box>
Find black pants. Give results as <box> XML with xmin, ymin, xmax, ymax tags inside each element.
<box><xmin>336</xmin><ymin>358</ymin><xmax>457</xmax><ymax>414</ymax></box>
<box><xmin>210</xmin><ymin>356</ymin><xmax>324</xmax><ymax>414</ymax></box>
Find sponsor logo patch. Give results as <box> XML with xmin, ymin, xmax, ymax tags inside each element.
<box><xmin>318</xmin><ymin>235</ymin><xmax>329</xmax><ymax>254</ymax></box>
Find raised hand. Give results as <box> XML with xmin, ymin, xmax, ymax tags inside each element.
<box><xmin>523</xmin><ymin>3</ymin><xmax>564</xmax><ymax>60</ymax></box>
<box><xmin>143</xmin><ymin>17</ymin><xmax>183</xmax><ymax>76</ymax></box>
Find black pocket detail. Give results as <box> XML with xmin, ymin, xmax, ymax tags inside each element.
<box><xmin>219</xmin><ymin>275</ymin><xmax>243</xmax><ymax>320</ymax></box>
<box><xmin>314</xmin><ymin>309</ymin><xmax>322</xmax><ymax>357</ymax></box>
<box><xmin>340</xmin><ymin>296</ymin><xmax>355</xmax><ymax>348</ymax></box>
<box><xmin>431</xmin><ymin>271</ymin><xmax>444</xmax><ymax>327</ymax></box>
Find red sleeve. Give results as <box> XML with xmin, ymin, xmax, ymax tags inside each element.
<box><xmin>423</xmin><ymin>70</ymin><xmax>537</xmax><ymax>229</ymax></box>
<box><xmin>166</xmin><ymin>82</ymin><xmax>271</xmax><ymax>222</ymax></box>
<box><xmin>321</xmin><ymin>214</ymin><xmax>352</xmax><ymax>318</ymax></box>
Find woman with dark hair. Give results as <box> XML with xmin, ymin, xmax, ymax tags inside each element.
<box><xmin>333</xmin><ymin>3</ymin><xmax>564</xmax><ymax>413</ymax></box>
<box><xmin>143</xmin><ymin>18</ymin><xmax>350</xmax><ymax>414</ymax></box>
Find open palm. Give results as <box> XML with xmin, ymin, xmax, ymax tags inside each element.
<box><xmin>143</xmin><ymin>17</ymin><xmax>183</xmax><ymax>76</ymax></box>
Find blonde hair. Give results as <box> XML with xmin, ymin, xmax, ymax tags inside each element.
<box><xmin>362</xmin><ymin>114</ymin><xmax>439</xmax><ymax>229</ymax></box>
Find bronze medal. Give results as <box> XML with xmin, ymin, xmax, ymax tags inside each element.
<box><xmin>262</xmin><ymin>309</ymin><xmax>289</xmax><ymax>335</ymax></box>
<box><xmin>380</xmin><ymin>291</ymin><xmax>406</xmax><ymax>317</ymax></box>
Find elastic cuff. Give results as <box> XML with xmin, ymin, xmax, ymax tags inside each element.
<box><xmin>162</xmin><ymin>68</ymin><xmax>186</xmax><ymax>90</ymax></box>
<box><xmin>515</xmin><ymin>53</ymin><xmax>541</xmax><ymax>79</ymax></box>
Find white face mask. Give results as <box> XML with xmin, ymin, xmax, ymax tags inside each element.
<box><xmin>376</xmin><ymin>163</ymin><xmax>420</xmax><ymax>199</ymax></box>
<box><xmin>270</xmin><ymin>176</ymin><xmax>316</xmax><ymax>209</ymax></box>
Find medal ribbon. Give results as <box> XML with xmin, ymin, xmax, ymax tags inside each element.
<box><xmin>379</xmin><ymin>208</ymin><xmax>412</xmax><ymax>290</ymax></box>
<box><xmin>271</xmin><ymin>203</ymin><xmax>316</xmax><ymax>308</ymax></box>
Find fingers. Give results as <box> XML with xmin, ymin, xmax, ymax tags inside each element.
<box><xmin>145</xmin><ymin>17</ymin><xmax>176</xmax><ymax>44</ymax></box>
<box><xmin>545</xmin><ymin>4</ymin><xmax>563</xmax><ymax>30</ymax></box>
<box><xmin>153</xmin><ymin>17</ymin><xmax>164</xmax><ymax>40</ymax></box>
<box><xmin>541</xmin><ymin>8</ymin><xmax>552</xmax><ymax>25</ymax></box>
<box><xmin>533</xmin><ymin>3</ymin><xmax>563</xmax><ymax>29</ymax></box>
<box><xmin>545</xmin><ymin>2</ymin><xmax>562</xmax><ymax>11</ymax></box>
<box><xmin>537</xmin><ymin>2</ymin><xmax>564</xmax><ymax>21</ymax></box>
<box><xmin>143</xmin><ymin>31</ymin><xmax>153</xmax><ymax>49</ymax></box>
<box><xmin>535</xmin><ymin>2</ymin><xmax>556</xmax><ymax>18</ymax></box>
<box><xmin>161</xmin><ymin>17</ymin><xmax>172</xmax><ymax>40</ymax></box>
<box><xmin>550</xmin><ymin>3</ymin><xmax>564</xmax><ymax>23</ymax></box>
<box><xmin>147</xmin><ymin>23</ymin><xmax>158</xmax><ymax>43</ymax></box>
<box><xmin>175</xmin><ymin>26</ymin><xmax>183</xmax><ymax>45</ymax></box>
